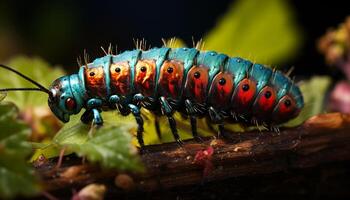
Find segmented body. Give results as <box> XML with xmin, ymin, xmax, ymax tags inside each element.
<box><xmin>49</xmin><ymin>47</ymin><xmax>304</xmax><ymax>147</ymax></box>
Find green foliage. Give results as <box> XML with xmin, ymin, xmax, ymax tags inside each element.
<box><xmin>33</xmin><ymin>112</ymin><xmax>144</xmax><ymax>172</ymax></box>
<box><xmin>204</xmin><ymin>0</ymin><xmax>302</xmax><ymax>65</ymax></box>
<box><xmin>69</xmin><ymin>126</ymin><xmax>142</xmax><ymax>170</ymax></box>
<box><xmin>0</xmin><ymin>102</ymin><xmax>39</xmax><ymax>199</ymax></box>
<box><xmin>285</xmin><ymin>76</ymin><xmax>331</xmax><ymax>127</ymax></box>
<box><xmin>0</xmin><ymin>56</ymin><xmax>65</xmax><ymax>109</ymax></box>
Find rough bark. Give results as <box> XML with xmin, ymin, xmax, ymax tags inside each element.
<box><xmin>35</xmin><ymin>113</ymin><xmax>350</xmax><ymax>194</ymax></box>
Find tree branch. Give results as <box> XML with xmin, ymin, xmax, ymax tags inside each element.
<box><xmin>35</xmin><ymin>113</ymin><xmax>350</xmax><ymax>193</ymax></box>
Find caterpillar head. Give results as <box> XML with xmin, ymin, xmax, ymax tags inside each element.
<box><xmin>0</xmin><ymin>64</ymin><xmax>84</xmax><ymax>123</ymax></box>
<box><xmin>48</xmin><ymin>75</ymin><xmax>84</xmax><ymax>123</ymax></box>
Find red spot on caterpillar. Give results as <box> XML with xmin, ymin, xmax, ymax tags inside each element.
<box><xmin>208</xmin><ymin>72</ymin><xmax>234</xmax><ymax>107</ymax></box>
<box><xmin>254</xmin><ymin>86</ymin><xmax>277</xmax><ymax>112</ymax></box>
<box><xmin>135</xmin><ymin>59</ymin><xmax>156</xmax><ymax>96</ymax></box>
<box><xmin>194</xmin><ymin>146</ymin><xmax>214</xmax><ymax>177</ymax></box>
<box><xmin>158</xmin><ymin>60</ymin><xmax>184</xmax><ymax>99</ymax></box>
<box><xmin>185</xmin><ymin>65</ymin><xmax>209</xmax><ymax>103</ymax></box>
<box><xmin>272</xmin><ymin>95</ymin><xmax>299</xmax><ymax>123</ymax></box>
<box><xmin>110</xmin><ymin>62</ymin><xmax>131</xmax><ymax>95</ymax></box>
<box><xmin>231</xmin><ymin>78</ymin><xmax>257</xmax><ymax>113</ymax></box>
<box><xmin>85</xmin><ymin>66</ymin><xmax>106</xmax><ymax>97</ymax></box>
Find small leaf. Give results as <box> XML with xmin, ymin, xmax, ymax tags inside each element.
<box><xmin>284</xmin><ymin>76</ymin><xmax>331</xmax><ymax>127</ymax></box>
<box><xmin>0</xmin><ymin>56</ymin><xmax>65</xmax><ymax>109</ymax></box>
<box><xmin>33</xmin><ymin>112</ymin><xmax>143</xmax><ymax>172</ymax></box>
<box><xmin>0</xmin><ymin>102</ymin><xmax>39</xmax><ymax>198</ymax></box>
<box><xmin>69</xmin><ymin>126</ymin><xmax>142</xmax><ymax>171</ymax></box>
<box><xmin>204</xmin><ymin>0</ymin><xmax>302</xmax><ymax>65</ymax></box>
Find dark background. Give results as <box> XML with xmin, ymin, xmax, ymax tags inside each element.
<box><xmin>1</xmin><ymin>2</ymin><xmax>349</xmax><ymax>199</ymax></box>
<box><xmin>0</xmin><ymin>0</ymin><xmax>349</xmax><ymax>77</ymax></box>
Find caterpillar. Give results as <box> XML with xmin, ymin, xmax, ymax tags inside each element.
<box><xmin>0</xmin><ymin>46</ymin><xmax>303</xmax><ymax>148</ymax></box>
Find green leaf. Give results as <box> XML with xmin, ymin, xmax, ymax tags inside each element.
<box><xmin>0</xmin><ymin>56</ymin><xmax>65</xmax><ymax>109</ymax></box>
<box><xmin>69</xmin><ymin>126</ymin><xmax>143</xmax><ymax>171</ymax></box>
<box><xmin>0</xmin><ymin>102</ymin><xmax>39</xmax><ymax>198</ymax></box>
<box><xmin>284</xmin><ymin>76</ymin><xmax>331</xmax><ymax>127</ymax></box>
<box><xmin>204</xmin><ymin>0</ymin><xmax>302</xmax><ymax>65</ymax></box>
<box><xmin>33</xmin><ymin>112</ymin><xmax>143</xmax><ymax>172</ymax></box>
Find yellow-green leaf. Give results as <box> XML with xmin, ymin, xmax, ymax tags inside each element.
<box><xmin>204</xmin><ymin>0</ymin><xmax>302</xmax><ymax>65</ymax></box>
<box><xmin>0</xmin><ymin>56</ymin><xmax>65</xmax><ymax>109</ymax></box>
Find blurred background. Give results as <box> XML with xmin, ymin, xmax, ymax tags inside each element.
<box><xmin>1</xmin><ymin>1</ymin><xmax>350</xmax><ymax>199</ymax></box>
<box><xmin>0</xmin><ymin>0</ymin><xmax>349</xmax><ymax>76</ymax></box>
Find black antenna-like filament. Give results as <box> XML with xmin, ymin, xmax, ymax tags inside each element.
<box><xmin>0</xmin><ymin>88</ymin><xmax>48</xmax><ymax>93</ymax></box>
<box><xmin>0</xmin><ymin>64</ymin><xmax>51</xmax><ymax>94</ymax></box>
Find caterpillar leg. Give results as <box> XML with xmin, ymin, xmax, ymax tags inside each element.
<box><xmin>185</xmin><ymin>99</ymin><xmax>200</xmax><ymax>140</ymax></box>
<box><xmin>218</xmin><ymin>123</ymin><xmax>225</xmax><ymax>137</ymax></box>
<box><xmin>118</xmin><ymin>104</ymin><xmax>131</xmax><ymax>116</ymax></box>
<box><xmin>205</xmin><ymin>116</ymin><xmax>216</xmax><ymax>132</ymax></box>
<box><xmin>208</xmin><ymin>107</ymin><xmax>228</xmax><ymax>139</ymax></box>
<box><xmin>128</xmin><ymin>104</ymin><xmax>145</xmax><ymax>149</ymax></box>
<box><xmin>80</xmin><ymin>108</ymin><xmax>103</xmax><ymax>125</ymax></box>
<box><xmin>109</xmin><ymin>94</ymin><xmax>120</xmax><ymax>105</ymax></box>
<box><xmin>91</xmin><ymin>108</ymin><xmax>103</xmax><ymax>125</ymax></box>
<box><xmin>133</xmin><ymin>93</ymin><xmax>145</xmax><ymax>106</ymax></box>
<box><xmin>159</xmin><ymin>96</ymin><xmax>181</xmax><ymax>144</ymax></box>
<box><xmin>81</xmin><ymin>109</ymin><xmax>93</xmax><ymax>124</ymax></box>
<box><xmin>109</xmin><ymin>95</ymin><xmax>131</xmax><ymax>116</ymax></box>
<box><xmin>154</xmin><ymin>115</ymin><xmax>162</xmax><ymax>141</ymax></box>
<box><xmin>81</xmin><ymin>98</ymin><xmax>104</xmax><ymax>125</ymax></box>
